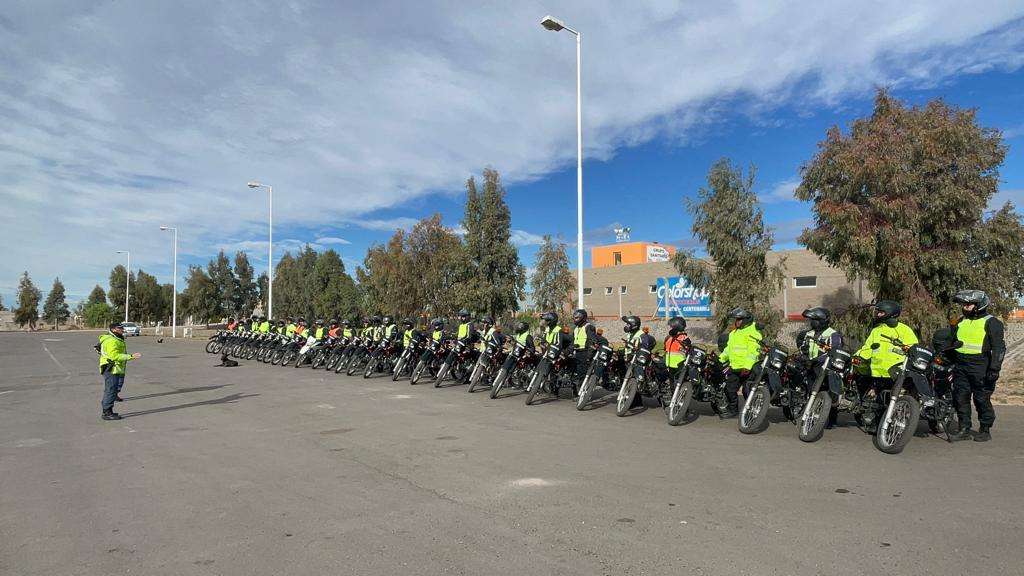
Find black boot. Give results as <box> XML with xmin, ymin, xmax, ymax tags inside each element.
<box><xmin>102</xmin><ymin>410</ymin><xmax>122</xmax><ymax>421</ymax></box>
<box><xmin>719</xmin><ymin>407</ymin><xmax>738</xmax><ymax>419</ymax></box>
<box><xmin>951</xmin><ymin>426</ymin><xmax>973</xmax><ymax>441</ymax></box>
<box><xmin>114</xmin><ymin>395</ymin><xmax>125</xmax><ymax>402</ymax></box>
<box><xmin>973</xmin><ymin>427</ymin><xmax>991</xmax><ymax>442</ymax></box>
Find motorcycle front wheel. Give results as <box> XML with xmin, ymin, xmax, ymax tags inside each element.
<box><xmin>467</xmin><ymin>359</ymin><xmax>485</xmax><ymax>392</ymax></box>
<box><xmin>616</xmin><ymin>375</ymin><xmax>638</xmax><ymax>417</ymax></box>
<box><xmin>873</xmin><ymin>396</ymin><xmax>921</xmax><ymax>454</ymax></box>
<box><xmin>739</xmin><ymin>384</ymin><xmax>770</xmax><ymax>434</ymax></box>
<box><xmin>434</xmin><ymin>361</ymin><xmax>451</xmax><ymax>388</ymax></box>
<box><xmin>666</xmin><ymin>380</ymin><xmax>693</xmax><ymax>426</ymax></box>
<box><xmin>490</xmin><ymin>367</ymin><xmax>509</xmax><ymax>399</ymax></box>
<box><xmin>525</xmin><ymin>363</ymin><xmax>550</xmax><ymax>406</ymax></box>
<box><xmin>205</xmin><ymin>340</ymin><xmax>218</xmax><ymax>354</ymax></box>
<box><xmin>410</xmin><ymin>359</ymin><xmax>426</xmax><ymax>385</ymax></box>
<box><xmin>575</xmin><ymin>370</ymin><xmax>597</xmax><ymax>411</ymax></box>
<box><xmin>799</xmin><ymin>393</ymin><xmax>832</xmax><ymax>443</ymax></box>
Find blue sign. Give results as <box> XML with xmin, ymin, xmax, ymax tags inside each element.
<box><xmin>656</xmin><ymin>276</ymin><xmax>711</xmax><ymax>318</ymax></box>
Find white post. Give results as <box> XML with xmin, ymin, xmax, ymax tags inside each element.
<box><xmin>268</xmin><ymin>185</ymin><xmax>273</xmax><ymax>321</ymax></box>
<box><xmin>172</xmin><ymin>228</ymin><xmax>178</xmax><ymax>338</ymax></box>
<box><xmin>575</xmin><ymin>31</ymin><xmax>584</xmax><ymax>310</ymax></box>
<box><xmin>124</xmin><ymin>251</ymin><xmax>130</xmax><ymax>323</ymax></box>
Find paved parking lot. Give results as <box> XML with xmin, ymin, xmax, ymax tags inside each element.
<box><xmin>2</xmin><ymin>331</ymin><xmax>1023</xmax><ymax>576</ymax></box>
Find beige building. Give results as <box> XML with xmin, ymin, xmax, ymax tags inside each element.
<box><xmin>576</xmin><ymin>248</ymin><xmax>868</xmax><ymax>322</ymax></box>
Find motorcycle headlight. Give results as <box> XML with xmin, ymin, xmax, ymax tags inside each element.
<box><xmin>912</xmin><ymin>358</ymin><xmax>930</xmax><ymax>371</ymax></box>
<box><xmin>831</xmin><ymin>358</ymin><xmax>846</xmax><ymax>371</ymax></box>
<box><xmin>770</xmin><ymin>359</ymin><xmax>784</xmax><ymax>370</ymax></box>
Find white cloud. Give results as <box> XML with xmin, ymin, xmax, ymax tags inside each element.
<box><xmin>761</xmin><ymin>177</ymin><xmax>801</xmax><ymax>204</ymax></box>
<box><xmin>511</xmin><ymin>229</ymin><xmax>546</xmax><ymax>247</ymax></box>
<box><xmin>3</xmin><ymin>1</ymin><xmax>1024</xmax><ymax>300</ymax></box>
<box><xmin>314</xmin><ymin>236</ymin><xmax>351</xmax><ymax>245</ymax></box>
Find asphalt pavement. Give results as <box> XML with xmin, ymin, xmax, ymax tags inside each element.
<box><xmin>2</xmin><ymin>331</ymin><xmax>1022</xmax><ymax>576</ymax></box>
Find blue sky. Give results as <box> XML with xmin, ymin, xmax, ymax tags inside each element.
<box><xmin>2</xmin><ymin>2</ymin><xmax>1023</xmax><ymax>307</ymax></box>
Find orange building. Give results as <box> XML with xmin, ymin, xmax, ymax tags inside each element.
<box><xmin>591</xmin><ymin>241</ymin><xmax>676</xmax><ymax>268</ymax></box>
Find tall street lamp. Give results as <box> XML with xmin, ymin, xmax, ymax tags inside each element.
<box><xmin>115</xmin><ymin>250</ymin><xmax>130</xmax><ymax>323</ymax></box>
<box><xmin>160</xmin><ymin>226</ymin><xmax>178</xmax><ymax>338</ymax></box>
<box><xmin>247</xmin><ymin>181</ymin><xmax>273</xmax><ymax>320</ymax></box>
<box><xmin>541</xmin><ymin>14</ymin><xmax>585</xmax><ymax>308</ymax></box>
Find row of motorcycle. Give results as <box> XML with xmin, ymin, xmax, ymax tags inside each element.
<box><xmin>205</xmin><ymin>328</ymin><xmax>959</xmax><ymax>455</ymax></box>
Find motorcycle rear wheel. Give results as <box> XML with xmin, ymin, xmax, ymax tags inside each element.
<box><xmin>873</xmin><ymin>396</ymin><xmax>921</xmax><ymax>455</ymax></box>
<box><xmin>739</xmin><ymin>384</ymin><xmax>770</xmax><ymax>434</ymax></box>
<box><xmin>799</xmin><ymin>393</ymin><xmax>831</xmax><ymax>443</ymax></box>
<box><xmin>666</xmin><ymin>380</ymin><xmax>693</xmax><ymax>426</ymax></box>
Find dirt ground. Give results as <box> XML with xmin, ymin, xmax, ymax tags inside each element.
<box><xmin>994</xmin><ymin>363</ymin><xmax>1024</xmax><ymax>405</ymax></box>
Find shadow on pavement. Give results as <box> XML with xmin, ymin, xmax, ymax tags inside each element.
<box><xmin>120</xmin><ymin>393</ymin><xmax>259</xmax><ymax>418</ymax></box>
<box><xmin>123</xmin><ymin>385</ymin><xmax>229</xmax><ymax>401</ymax></box>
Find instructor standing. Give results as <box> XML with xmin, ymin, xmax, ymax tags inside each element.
<box><xmin>98</xmin><ymin>322</ymin><xmax>141</xmax><ymax>421</ymax></box>
<box><xmin>949</xmin><ymin>290</ymin><xmax>1005</xmax><ymax>442</ymax></box>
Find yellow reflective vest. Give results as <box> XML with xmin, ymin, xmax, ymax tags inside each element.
<box><xmin>856</xmin><ymin>322</ymin><xmax>918</xmax><ymax>378</ymax></box>
<box><xmin>720</xmin><ymin>323</ymin><xmax>762</xmax><ymax>371</ymax></box>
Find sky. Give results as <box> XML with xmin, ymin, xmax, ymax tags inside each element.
<box><xmin>2</xmin><ymin>1</ymin><xmax>1024</xmax><ymax>307</ymax></box>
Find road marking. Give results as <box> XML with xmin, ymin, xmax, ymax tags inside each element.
<box><xmin>41</xmin><ymin>342</ymin><xmax>70</xmax><ymax>374</ymax></box>
<box><xmin>43</xmin><ymin>338</ymin><xmax>64</xmax><ymax>342</ymax></box>
<box><xmin>390</xmin><ymin>394</ymin><xmax>414</xmax><ymax>399</ymax></box>
<box><xmin>508</xmin><ymin>478</ymin><xmax>562</xmax><ymax>488</ymax></box>
<box><xmin>316</xmin><ymin>403</ymin><xmax>336</xmax><ymax>409</ymax></box>
<box><xmin>0</xmin><ymin>391</ymin><xmax>12</xmax><ymax>396</ymax></box>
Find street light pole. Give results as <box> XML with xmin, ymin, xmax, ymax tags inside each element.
<box><xmin>160</xmin><ymin>226</ymin><xmax>178</xmax><ymax>338</ymax></box>
<box><xmin>541</xmin><ymin>15</ymin><xmax>584</xmax><ymax>308</ymax></box>
<box><xmin>116</xmin><ymin>250</ymin><xmax>130</xmax><ymax>323</ymax></box>
<box><xmin>247</xmin><ymin>182</ymin><xmax>273</xmax><ymax>320</ymax></box>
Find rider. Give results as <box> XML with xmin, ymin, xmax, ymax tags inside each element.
<box><xmin>430</xmin><ymin>318</ymin><xmax>446</xmax><ymax>343</ymax></box>
<box><xmin>455</xmin><ymin>310</ymin><xmax>478</xmax><ymax>346</ymax></box>
<box><xmin>294</xmin><ymin>318</ymin><xmax>308</xmax><ymax>337</ymax></box>
<box><xmin>718</xmin><ymin>307</ymin><xmax>763</xmax><ymax>419</ymax></box>
<box><xmin>401</xmin><ymin>318</ymin><xmax>421</xmax><ymax>351</ymax></box>
<box><xmin>341</xmin><ymin>319</ymin><xmax>354</xmax><ymax>339</ymax></box>
<box><xmin>327</xmin><ymin>319</ymin><xmax>341</xmax><ymax>339</ymax></box>
<box><xmin>226</xmin><ymin>317</ymin><xmax>237</xmax><ymax>331</ymax></box>
<box><xmin>276</xmin><ymin>319</ymin><xmax>287</xmax><ymax>334</ymax></box>
<box><xmin>799</xmin><ymin>307</ymin><xmax>844</xmax><ymax>427</ymax></box>
<box><xmin>855</xmin><ymin>300</ymin><xmax>919</xmax><ymax>399</ymax></box>
<box><xmin>540</xmin><ymin>311</ymin><xmax>572</xmax><ymax>395</ymax></box>
<box><xmin>258</xmin><ymin>316</ymin><xmax>271</xmax><ymax>334</ymax></box>
<box><xmin>663</xmin><ymin>316</ymin><xmax>692</xmax><ymax>381</ymax></box>
<box><xmin>949</xmin><ymin>290</ymin><xmax>1005</xmax><ymax>442</ymax></box>
<box><xmin>571</xmin><ymin>309</ymin><xmax>597</xmax><ymax>395</ymax></box>
<box><xmin>249</xmin><ymin>315</ymin><xmax>259</xmax><ymax>331</ymax></box>
<box><xmin>381</xmin><ymin>315</ymin><xmax>400</xmax><ymax>350</ymax></box>
<box><xmin>512</xmin><ymin>320</ymin><xmax>535</xmax><ymax>351</ymax></box>
<box><xmin>479</xmin><ymin>316</ymin><xmax>504</xmax><ymax>349</ymax></box>
<box><xmin>285</xmin><ymin>316</ymin><xmax>297</xmax><ymax>337</ymax></box>
<box><xmin>622</xmin><ymin>315</ymin><xmax>657</xmax><ymax>408</ymax></box>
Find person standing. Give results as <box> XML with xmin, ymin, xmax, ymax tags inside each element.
<box><xmin>98</xmin><ymin>322</ymin><xmax>141</xmax><ymax>421</ymax></box>
<box><xmin>571</xmin><ymin>309</ymin><xmax>597</xmax><ymax>396</ymax></box>
<box><xmin>718</xmin><ymin>308</ymin><xmax>763</xmax><ymax>419</ymax></box>
<box><xmin>950</xmin><ymin>290</ymin><xmax>1005</xmax><ymax>442</ymax></box>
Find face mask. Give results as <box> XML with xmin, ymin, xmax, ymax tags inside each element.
<box><xmin>884</xmin><ymin>318</ymin><xmax>898</xmax><ymax>328</ymax></box>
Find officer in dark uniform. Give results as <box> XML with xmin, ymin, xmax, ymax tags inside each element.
<box><xmin>949</xmin><ymin>290</ymin><xmax>1005</xmax><ymax>442</ymax></box>
<box><xmin>571</xmin><ymin>309</ymin><xmax>597</xmax><ymax>396</ymax></box>
<box><xmin>798</xmin><ymin>307</ymin><xmax>843</xmax><ymax>427</ymax></box>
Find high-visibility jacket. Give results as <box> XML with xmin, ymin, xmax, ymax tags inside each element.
<box><xmin>314</xmin><ymin>327</ymin><xmax>325</xmax><ymax>339</ymax></box>
<box><xmin>286</xmin><ymin>323</ymin><xmax>296</xmax><ymax>336</ymax></box>
<box><xmin>624</xmin><ymin>330</ymin><xmax>643</xmax><ymax>355</ymax></box>
<box><xmin>98</xmin><ymin>332</ymin><xmax>133</xmax><ymax>375</ymax></box>
<box><xmin>544</xmin><ymin>325</ymin><xmax>561</xmax><ymax>346</ymax></box>
<box><xmin>515</xmin><ymin>331</ymin><xmax>530</xmax><ymax>346</ymax></box>
<box><xmin>250</xmin><ymin>321</ymin><xmax>259</xmax><ymax>331</ymax></box>
<box><xmin>384</xmin><ymin>324</ymin><xmax>396</xmax><ymax>340</ymax></box>
<box><xmin>807</xmin><ymin>327</ymin><xmax>836</xmax><ymax>360</ymax></box>
<box><xmin>259</xmin><ymin>321</ymin><xmax>270</xmax><ymax>333</ymax></box>
<box><xmin>955</xmin><ymin>315</ymin><xmax>991</xmax><ymax>356</ymax></box>
<box><xmin>432</xmin><ymin>329</ymin><xmax>444</xmax><ymax>342</ymax></box>
<box><xmin>720</xmin><ymin>323</ymin><xmax>763</xmax><ymax>371</ymax></box>
<box><xmin>295</xmin><ymin>326</ymin><xmax>307</xmax><ymax>337</ymax></box>
<box><xmin>664</xmin><ymin>334</ymin><xmax>688</xmax><ymax>368</ymax></box>
<box><xmin>573</xmin><ymin>323</ymin><xmax>592</xmax><ymax>350</ymax></box>
<box><xmin>479</xmin><ymin>326</ymin><xmax>496</xmax><ymax>350</ymax></box>
<box><xmin>457</xmin><ymin>322</ymin><xmax>471</xmax><ymax>340</ymax></box>
<box><xmin>856</xmin><ymin>322</ymin><xmax>918</xmax><ymax>378</ymax></box>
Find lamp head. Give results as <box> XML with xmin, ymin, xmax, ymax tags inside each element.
<box><xmin>160</xmin><ymin>226</ymin><xmax>168</xmax><ymax>231</ymax></box>
<box><xmin>247</xmin><ymin>181</ymin><xmax>261</xmax><ymax>189</ymax></box>
<box><xmin>540</xmin><ymin>15</ymin><xmax>565</xmax><ymax>31</ymax></box>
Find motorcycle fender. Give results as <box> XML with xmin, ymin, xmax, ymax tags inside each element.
<box><xmin>766</xmin><ymin>369</ymin><xmax>782</xmax><ymax>396</ymax></box>
<box><xmin>906</xmin><ymin>371</ymin><xmax>934</xmax><ymax>398</ymax></box>
<box><xmin>826</xmin><ymin>371</ymin><xmax>843</xmax><ymax>397</ymax></box>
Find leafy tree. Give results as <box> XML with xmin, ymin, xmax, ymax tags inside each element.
<box><xmin>42</xmin><ymin>277</ymin><xmax>70</xmax><ymax>328</ymax></box>
<box><xmin>674</xmin><ymin>159</ymin><xmax>785</xmax><ymax>337</ymax></box>
<box><xmin>312</xmin><ymin>249</ymin><xmax>358</xmax><ymax>321</ymax></box>
<box><xmin>207</xmin><ymin>250</ymin><xmax>236</xmax><ymax>319</ymax></box>
<box><xmin>14</xmin><ymin>271</ymin><xmax>42</xmax><ymax>329</ymax></box>
<box><xmin>461</xmin><ymin>169</ymin><xmax>525</xmax><ymax>317</ymax></box>
<box><xmin>86</xmin><ymin>285</ymin><xmax>107</xmax><ymax>307</ymax></box>
<box><xmin>796</xmin><ymin>90</ymin><xmax>1020</xmax><ymax>339</ymax></box>
<box><xmin>182</xmin><ymin>265</ymin><xmax>219</xmax><ymax>324</ymax></box>
<box><xmin>406</xmin><ymin>214</ymin><xmax>469</xmax><ymax>318</ymax></box>
<box><xmin>357</xmin><ymin>231</ymin><xmax>415</xmax><ymax>318</ymax></box>
<box><xmin>133</xmin><ymin>269</ymin><xmax>165</xmax><ymax>325</ymax></box>
<box><xmin>0</xmin><ymin>294</ymin><xmax>6</xmax><ymax>311</ymax></box>
<box><xmin>83</xmin><ymin>302</ymin><xmax>115</xmax><ymax>328</ymax></box>
<box><xmin>256</xmin><ymin>272</ymin><xmax>269</xmax><ymax>316</ymax></box>
<box><xmin>530</xmin><ymin>235</ymin><xmax>575</xmax><ymax>314</ymax></box>
<box><xmin>234</xmin><ymin>251</ymin><xmax>258</xmax><ymax>316</ymax></box>
<box><xmin>160</xmin><ymin>283</ymin><xmax>177</xmax><ymax>325</ymax></box>
<box><xmin>108</xmin><ymin>265</ymin><xmax>132</xmax><ymax>320</ymax></box>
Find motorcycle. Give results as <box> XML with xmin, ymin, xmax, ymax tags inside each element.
<box><xmin>797</xmin><ymin>344</ymin><xmax>853</xmax><ymax>442</ymax></box>
<box><xmin>738</xmin><ymin>343</ymin><xmax>809</xmax><ymax>434</ymax></box>
<box><xmin>467</xmin><ymin>335</ymin><xmax>505</xmax><ymax>393</ymax></box>
<box><xmin>663</xmin><ymin>346</ymin><xmax>729</xmax><ymax>425</ymax></box>
<box><xmin>575</xmin><ymin>341</ymin><xmax>618</xmax><ymax>410</ymax></box>
<box><xmin>364</xmin><ymin>339</ymin><xmax>400</xmax><ymax>378</ymax></box>
<box><xmin>524</xmin><ymin>341</ymin><xmax>574</xmax><ymax>405</ymax></box>
<box><xmin>615</xmin><ymin>346</ymin><xmax>669</xmax><ymax>417</ymax></box>
<box><xmin>489</xmin><ymin>339</ymin><xmax>537</xmax><ymax>399</ymax></box>
<box><xmin>411</xmin><ymin>336</ymin><xmax>447</xmax><ymax>385</ymax></box>
<box><xmin>346</xmin><ymin>338</ymin><xmax>378</xmax><ymax>376</ymax></box>
<box><xmin>392</xmin><ymin>334</ymin><xmax>427</xmax><ymax>382</ymax></box>
<box><xmin>434</xmin><ymin>339</ymin><xmax>474</xmax><ymax>387</ymax></box>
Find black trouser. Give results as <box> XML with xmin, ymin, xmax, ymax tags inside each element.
<box><xmin>573</xmin><ymin>349</ymin><xmax>592</xmax><ymax>388</ymax></box>
<box><xmin>725</xmin><ymin>370</ymin><xmax>744</xmax><ymax>412</ymax></box>
<box><xmin>953</xmin><ymin>358</ymin><xmax>995</xmax><ymax>431</ymax></box>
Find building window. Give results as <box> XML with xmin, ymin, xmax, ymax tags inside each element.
<box><xmin>620</xmin><ymin>285</ymin><xmax>627</xmax><ymax>294</ymax></box>
<box><xmin>793</xmin><ymin>276</ymin><xmax>817</xmax><ymax>288</ymax></box>
<box><xmin>649</xmin><ymin>284</ymin><xmax>657</xmax><ymax>293</ymax></box>
<box><xmin>613</xmin><ymin>252</ymin><xmax>622</xmax><ymax>266</ymax></box>
<box><xmin>604</xmin><ymin>286</ymin><xmax>613</xmax><ymax>295</ymax></box>
<box><xmin>583</xmin><ymin>287</ymin><xmax>592</xmax><ymax>295</ymax></box>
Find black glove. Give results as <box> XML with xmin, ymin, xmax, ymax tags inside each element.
<box><xmin>985</xmin><ymin>371</ymin><xmax>1000</xmax><ymax>385</ymax></box>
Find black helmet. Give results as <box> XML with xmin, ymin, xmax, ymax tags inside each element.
<box><xmin>431</xmin><ymin>318</ymin><xmax>444</xmax><ymax>329</ymax></box>
<box><xmin>801</xmin><ymin>307</ymin><xmax>831</xmax><ymax>331</ymax></box>
<box><xmin>382</xmin><ymin>315</ymin><xmax>393</xmax><ymax>325</ymax></box>
<box><xmin>458</xmin><ymin>309</ymin><xmax>471</xmax><ymax>321</ymax></box>
<box><xmin>515</xmin><ymin>320</ymin><xmax>529</xmax><ymax>334</ymax></box>
<box><xmin>667</xmin><ymin>316</ymin><xmax>687</xmax><ymax>335</ymax></box>
<box><xmin>286</xmin><ymin>316</ymin><xmax>294</xmax><ymax>322</ymax></box>
<box><xmin>403</xmin><ymin>318</ymin><xmax>414</xmax><ymax>327</ymax></box>
<box><xmin>277</xmin><ymin>319</ymin><xmax>285</xmax><ymax>325</ymax></box>
<box><xmin>329</xmin><ymin>318</ymin><xmax>338</xmax><ymax>326</ymax></box>
<box><xmin>297</xmin><ymin>317</ymin><xmax>307</xmax><ymax>325</ymax></box>
<box><xmin>315</xmin><ymin>318</ymin><xmax>324</xmax><ymax>325</ymax></box>
<box><xmin>726</xmin><ymin>307</ymin><xmax>753</xmax><ymax>321</ymax></box>
<box><xmin>370</xmin><ymin>315</ymin><xmax>381</xmax><ymax>324</ymax></box>
<box><xmin>572</xmin><ymin>308</ymin><xmax>588</xmax><ymax>326</ymax></box>
<box><xmin>479</xmin><ymin>316</ymin><xmax>494</xmax><ymax>326</ymax></box>
<box><xmin>873</xmin><ymin>300</ymin><xmax>902</xmax><ymax>326</ymax></box>
<box><xmin>953</xmin><ymin>289</ymin><xmax>990</xmax><ymax>316</ymax></box>
<box><xmin>260</xmin><ymin>316</ymin><xmax>267</xmax><ymax>322</ymax></box>
<box><xmin>622</xmin><ymin>315</ymin><xmax>641</xmax><ymax>333</ymax></box>
<box><xmin>342</xmin><ymin>319</ymin><xmax>350</xmax><ymax>327</ymax></box>
<box><xmin>540</xmin><ymin>311</ymin><xmax>558</xmax><ymax>327</ymax></box>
